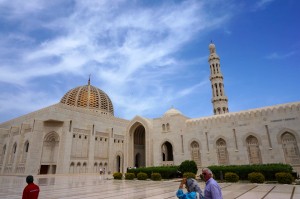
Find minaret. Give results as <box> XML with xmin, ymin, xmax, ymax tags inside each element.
<box><xmin>208</xmin><ymin>42</ymin><xmax>229</xmax><ymax>115</ymax></box>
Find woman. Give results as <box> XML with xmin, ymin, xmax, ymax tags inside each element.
<box><xmin>176</xmin><ymin>178</ymin><xmax>203</xmax><ymax>199</ymax></box>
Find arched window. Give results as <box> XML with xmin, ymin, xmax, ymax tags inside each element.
<box><xmin>21</xmin><ymin>141</ymin><xmax>29</xmax><ymax>163</ymax></box>
<box><xmin>190</xmin><ymin>141</ymin><xmax>201</xmax><ymax>167</ymax></box>
<box><xmin>246</xmin><ymin>135</ymin><xmax>262</xmax><ymax>164</ymax></box>
<box><xmin>162</xmin><ymin>124</ymin><xmax>165</xmax><ymax>131</ymax></box>
<box><xmin>0</xmin><ymin>145</ymin><xmax>6</xmax><ymax>164</ymax></box>
<box><xmin>216</xmin><ymin>138</ymin><xmax>229</xmax><ymax>165</ymax></box>
<box><xmin>166</xmin><ymin>123</ymin><xmax>170</xmax><ymax>131</ymax></box>
<box><xmin>76</xmin><ymin>162</ymin><xmax>81</xmax><ymax>173</ymax></box>
<box><xmin>69</xmin><ymin>162</ymin><xmax>75</xmax><ymax>173</ymax></box>
<box><xmin>281</xmin><ymin>132</ymin><xmax>300</xmax><ymax>165</ymax></box>
<box><xmin>83</xmin><ymin>162</ymin><xmax>87</xmax><ymax>173</ymax></box>
<box><xmin>25</xmin><ymin>142</ymin><xmax>29</xmax><ymax>152</ymax></box>
<box><xmin>219</xmin><ymin>83</ymin><xmax>223</xmax><ymax>96</ymax></box>
<box><xmin>13</xmin><ymin>144</ymin><xmax>17</xmax><ymax>153</ymax></box>
<box><xmin>10</xmin><ymin>143</ymin><xmax>17</xmax><ymax>164</ymax></box>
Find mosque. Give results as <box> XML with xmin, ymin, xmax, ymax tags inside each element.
<box><xmin>0</xmin><ymin>43</ymin><xmax>299</xmax><ymax>176</ymax></box>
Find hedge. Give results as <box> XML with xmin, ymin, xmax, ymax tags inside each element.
<box><xmin>208</xmin><ymin>163</ymin><xmax>292</xmax><ymax>181</ymax></box>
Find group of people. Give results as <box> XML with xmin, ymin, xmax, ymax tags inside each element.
<box><xmin>99</xmin><ymin>168</ymin><xmax>106</xmax><ymax>175</ymax></box>
<box><xmin>22</xmin><ymin>167</ymin><xmax>221</xmax><ymax>199</ymax></box>
<box><xmin>176</xmin><ymin>168</ymin><xmax>223</xmax><ymax>199</ymax></box>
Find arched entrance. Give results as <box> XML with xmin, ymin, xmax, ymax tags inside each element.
<box><xmin>116</xmin><ymin>155</ymin><xmax>121</xmax><ymax>172</ymax></box>
<box><xmin>40</xmin><ymin>131</ymin><xmax>60</xmax><ymax>174</ymax></box>
<box><xmin>161</xmin><ymin>141</ymin><xmax>174</xmax><ymax>166</ymax></box>
<box><xmin>133</xmin><ymin>125</ymin><xmax>145</xmax><ymax>168</ymax></box>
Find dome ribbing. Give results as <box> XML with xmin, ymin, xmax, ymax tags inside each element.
<box><xmin>60</xmin><ymin>83</ymin><xmax>114</xmax><ymax>116</ymax></box>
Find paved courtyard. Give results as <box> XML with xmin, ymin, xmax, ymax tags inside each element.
<box><xmin>0</xmin><ymin>174</ymin><xmax>299</xmax><ymax>199</ymax></box>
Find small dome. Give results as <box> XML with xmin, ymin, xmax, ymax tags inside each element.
<box><xmin>60</xmin><ymin>83</ymin><xmax>114</xmax><ymax>116</ymax></box>
<box><xmin>208</xmin><ymin>42</ymin><xmax>219</xmax><ymax>60</ymax></box>
<box><xmin>164</xmin><ymin>107</ymin><xmax>182</xmax><ymax>117</ymax></box>
<box><xmin>209</xmin><ymin>43</ymin><xmax>215</xmax><ymax>49</ymax></box>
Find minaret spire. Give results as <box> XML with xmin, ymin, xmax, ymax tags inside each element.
<box><xmin>208</xmin><ymin>42</ymin><xmax>229</xmax><ymax>115</ymax></box>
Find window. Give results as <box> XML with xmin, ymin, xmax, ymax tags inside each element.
<box><xmin>25</xmin><ymin>142</ymin><xmax>29</xmax><ymax>152</ymax></box>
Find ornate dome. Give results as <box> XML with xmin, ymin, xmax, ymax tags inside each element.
<box><xmin>60</xmin><ymin>81</ymin><xmax>114</xmax><ymax>116</ymax></box>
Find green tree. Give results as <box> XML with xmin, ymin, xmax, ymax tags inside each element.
<box><xmin>178</xmin><ymin>160</ymin><xmax>198</xmax><ymax>174</ymax></box>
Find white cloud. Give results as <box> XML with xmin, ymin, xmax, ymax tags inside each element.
<box><xmin>0</xmin><ymin>89</ymin><xmax>57</xmax><ymax>121</ymax></box>
<box><xmin>0</xmin><ymin>0</ymin><xmax>235</xmax><ymax>121</ymax></box>
<box><xmin>266</xmin><ymin>51</ymin><xmax>296</xmax><ymax>60</ymax></box>
<box><xmin>253</xmin><ymin>0</ymin><xmax>275</xmax><ymax>11</ymax></box>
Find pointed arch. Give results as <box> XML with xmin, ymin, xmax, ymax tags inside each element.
<box><xmin>162</xmin><ymin>124</ymin><xmax>166</xmax><ymax>131</ymax></box>
<box><xmin>281</xmin><ymin>132</ymin><xmax>300</xmax><ymax>165</ymax></box>
<box><xmin>9</xmin><ymin>142</ymin><xmax>17</xmax><ymax>164</ymax></box>
<box><xmin>44</xmin><ymin>131</ymin><xmax>60</xmax><ymax>142</ymax></box>
<box><xmin>76</xmin><ymin>162</ymin><xmax>81</xmax><ymax>173</ymax></box>
<box><xmin>82</xmin><ymin>162</ymin><xmax>87</xmax><ymax>173</ymax></box>
<box><xmin>127</xmin><ymin>116</ymin><xmax>151</xmax><ymax>166</ymax></box>
<box><xmin>127</xmin><ymin>118</ymin><xmax>149</xmax><ymax>168</ymax></box>
<box><xmin>246</xmin><ymin>135</ymin><xmax>262</xmax><ymax>164</ymax></box>
<box><xmin>69</xmin><ymin>162</ymin><xmax>75</xmax><ymax>173</ymax></box>
<box><xmin>0</xmin><ymin>144</ymin><xmax>6</xmax><ymax>164</ymax></box>
<box><xmin>166</xmin><ymin>123</ymin><xmax>170</xmax><ymax>131</ymax></box>
<box><xmin>93</xmin><ymin>162</ymin><xmax>98</xmax><ymax>173</ymax></box>
<box><xmin>216</xmin><ymin>138</ymin><xmax>229</xmax><ymax>165</ymax></box>
<box><xmin>161</xmin><ymin>141</ymin><xmax>173</xmax><ymax>164</ymax></box>
<box><xmin>21</xmin><ymin>141</ymin><xmax>29</xmax><ymax>163</ymax></box>
<box><xmin>190</xmin><ymin>140</ymin><xmax>201</xmax><ymax>168</ymax></box>
<box><xmin>41</xmin><ymin>131</ymin><xmax>59</xmax><ymax>165</ymax></box>
<box><xmin>115</xmin><ymin>151</ymin><xmax>124</xmax><ymax>173</ymax></box>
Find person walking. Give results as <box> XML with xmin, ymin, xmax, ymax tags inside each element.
<box><xmin>202</xmin><ymin>168</ymin><xmax>222</xmax><ymax>199</ymax></box>
<box><xmin>176</xmin><ymin>178</ymin><xmax>203</xmax><ymax>199</ymax></box>
<box><xmin>22</xmin><ymin>175</ymin><xmax>40</xmax><ymax>199</ymax></box>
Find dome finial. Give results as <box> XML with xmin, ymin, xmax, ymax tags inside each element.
<box><xmin>88</xmin><ymin>74</ymin><xmax>91</xmax><ymax>85</ymax></box>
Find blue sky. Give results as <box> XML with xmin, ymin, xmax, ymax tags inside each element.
<box><xmin>0</xmin><ymin>0</ymin><xmax>299</xmax><ymax>123</ymax></box>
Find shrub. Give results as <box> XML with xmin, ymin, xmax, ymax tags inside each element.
<box><xmin>178</xmin><ymin>160</ymin><xmax>198</xmax><ymax>174</ymax></box>
<box><xmin>183</xmin><ymin>172</ymin><xmax>196</xmax><ymax>179</ymax></box>
<box><xmin>225</xmin><ymin>172</ymin><xmax>239</xmax><ymax>182</ymax></box>
<box><xmin>127</xmin><ymin>166</ymin><xmax>178</xmax><ymax>179</ymax></box>
<box><xmin>248</xmin><ymin>172</ymin><xmax>265</xmax><ymax>183</ymax></box>
<box><xmin>137</xmin><ymin>172</ymin><xmax>148</xmax><ymax>180</ymax></box>
<box><xmin>275</xmin><ymin>172</ymin><xmax>293</xmax><ymax>184</ymax></box>
<box><xmin>125</xmin><ymin>173</ymin><xmax>135</xmax><ymax>180</ymax></box>
<box><xmin>113</xmin><ymin>172</ymin><xmax>122</xmax><ymax>180</ymax></box>
<box><xmin>151</xmin><ymin>173</ymin><xmax>162</xmax><ymax>181</ymax></box>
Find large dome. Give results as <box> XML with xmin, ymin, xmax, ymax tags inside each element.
<box><xmin>60</xmin><ymin>81</ymin><xmax>114</xmax><ymax>116</ymax></box>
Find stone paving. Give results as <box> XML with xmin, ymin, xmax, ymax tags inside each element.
<box><xmin>0</xmin><ymin>174</ymin><xmax>299</xmax><ymax>199</ymax></box>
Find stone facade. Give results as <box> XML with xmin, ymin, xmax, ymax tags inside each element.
<box><xmin>0</xmin><ymin>44</ymin><xmax>300</xmax><ymax>175</ymax></box>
